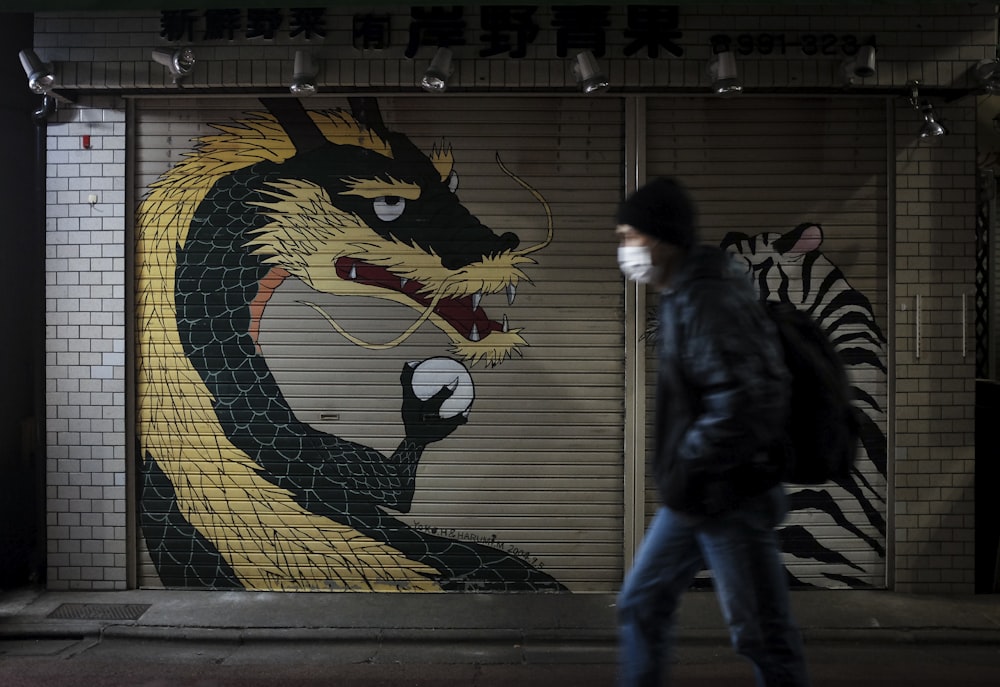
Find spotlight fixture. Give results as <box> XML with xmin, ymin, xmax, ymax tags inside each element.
<box><xmin>708</xmin><ymin>49</ymin><xmax>742</xmax><ymax>95</ymax></box>
<box><xmin>18</xmin><ymin>49</ymin><xmax>55</xmax><ymax>94</ymax></box>
<box><xmin>973</xmin><ymin>57</ymin><xmax>1000</xmax><ymax>93</ymax></box>
<box><xmin>916</xmin><ymin>104</ymin><xmax>947</xmax><ymax>138</ymax></box>
<box><xmin>571</xmin><ymin>50</ymin><xmax>609</xmax><ymax>94</ymax></box>
<box><xmin>151</xmin><ymin>47</ymin><xmax>195</xmax><ymax>85</ymax></box>
<box><xmin>907</xmin><ymin>80</ymin><xmax>947</xmax><ymax>138</ymax></box>
<box><xmin>289</xmin><ymin>50</ymin><xmax>318</xmax><ymax>96</ymax></box>
<box><xmin>420</xmin><ymin>47</ymin><xmax>453</xmax><ymax>93</ymax></box>
<box><xmin>842</xmin><ymin>44</ymin><xmax>877</xmax><ymax>84</ymax></box>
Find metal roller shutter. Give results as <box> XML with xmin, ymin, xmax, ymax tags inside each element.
<box><xmin>134</xmin><ymin>96</ymin><xmax>625</xmax><ymax>592</ymax></box>
<box><xmin>642</xmin><ymin>97</ymin><xmax>889</xmax><ymax>589</ymax></box>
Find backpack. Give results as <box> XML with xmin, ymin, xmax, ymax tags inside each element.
<box><xmin>764</xmin><ymin>300</ymin><xmax>860</xmax><ymax>485</ymax></box>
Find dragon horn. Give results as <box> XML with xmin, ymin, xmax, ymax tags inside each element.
<box><xmin>259</xmin><ymin>97</ymin><xmax>328</xmax><ymax>154</ymax></box>
<box><xmin>347</xmin><ymin>97</ymin><xmax>387</xmax><ymax>135</ymax></box>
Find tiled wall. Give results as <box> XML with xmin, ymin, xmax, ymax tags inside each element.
<box><xmin>34</xmin><ymin>5</ymin><xmax>996</xmax><ymax>592</ymax></box>
<box><xmin>893</xmin><ymin>99</ymin><xmax>979</xmax><ymax>591</ymax></box>
<box><xmin>44</xmin><ymin>98</ymin><xmax>128</xmax><ymax>590</ymax></box>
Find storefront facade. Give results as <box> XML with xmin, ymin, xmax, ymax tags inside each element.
<box><xmin>30</xmin><ymin>3</ymin><xmax>992</xmax><ymax>594</ymax></box>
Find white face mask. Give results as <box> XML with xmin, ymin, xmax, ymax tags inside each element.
<box><xmin>617</xmin><ymin>245</ymin><xmax>661</xmax><ymax>284</ymax></box>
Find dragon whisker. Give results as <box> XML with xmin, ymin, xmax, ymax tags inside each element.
<box><xmin>496</xmin><ymin>153</ymin><xmax>553</xmax><ymax>258</ymax></box>
<box><xmin>299</xmin><ymin>284</ymin><xmax>448</xmax><ymax>350</ymax></box>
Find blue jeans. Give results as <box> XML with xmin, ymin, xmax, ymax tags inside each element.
<box><xmin>617</xmin><ymin>486</ymin><xmax>809</xmax><ymax>687</ymax></box>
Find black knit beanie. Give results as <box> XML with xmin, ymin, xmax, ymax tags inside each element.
<box><xmin>615</xmin><ymin>177</ymin><xmax>698</xmax><ymax>248</ymax></box>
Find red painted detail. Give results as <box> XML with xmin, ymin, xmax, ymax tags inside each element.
<box><xmin>250</xmin><ymin>267</ymin><xmax>291</xmax><ymax>353</ymax></box>
<box><xmin>334</xmin><ymin>257</ymin><xmax>501</xmax><ymax>341</ymax></box>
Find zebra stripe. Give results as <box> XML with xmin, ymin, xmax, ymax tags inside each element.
<box><xmin>721</xmin><ymin>222</ymin><xmax>888</xmax><ymax>588</ymax></box>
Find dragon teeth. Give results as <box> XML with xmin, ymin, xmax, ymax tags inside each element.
<box><xmin>472</xmin><ymin>291</ymin><xmax>482</xmax><ymax>311</ymax></box>
<box><xmin>506</xmin><ymin>283</ymin><xmax>516</xmax><ymax>305</ymax></box>
<box><xmin>469</xmin><ymin>324</ymin><xmax>480</xmax><ymax>342</ymax></box>
<box><xmin>502</xmin><ymin>314</ymin><xmax>509</xmax><ymax>333</ymax></box>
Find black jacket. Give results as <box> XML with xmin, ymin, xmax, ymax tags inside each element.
<box><xmin>652</xmin><ymin>244</ymin><xmax>790</xmax><ymax>516</ymax></box>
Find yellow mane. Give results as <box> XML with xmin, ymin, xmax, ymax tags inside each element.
<box><xmin>136</xmin><ymin>110</ymin><xmax>442</xmax><ymax>591</ymax></box>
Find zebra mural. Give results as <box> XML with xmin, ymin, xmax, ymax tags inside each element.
<box><xmin>720</xmin><ymin>222</ymin><xmax>887</xmax><ymax>588</ymax></box>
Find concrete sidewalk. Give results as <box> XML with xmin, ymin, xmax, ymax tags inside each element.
<box><xmin>1</xmin><ymin>587</ymin><xmax>998</xmax><ymax>650</ymax></box>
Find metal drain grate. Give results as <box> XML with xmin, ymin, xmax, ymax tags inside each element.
<box><xmin>47</xmin><ymin>603</ymin><xmax>151</xmax><ymax>620</ymax></box>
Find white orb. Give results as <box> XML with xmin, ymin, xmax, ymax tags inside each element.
<box><xmin>409</xmin><ymin>357</ymin><xmax>475</xmax><ymax>419</ymax></box>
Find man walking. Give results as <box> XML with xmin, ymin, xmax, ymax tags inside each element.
<box><xmin>615</xmin><ymin>177</ymin><xmax>810</xmax><ymax>687</ymax></box>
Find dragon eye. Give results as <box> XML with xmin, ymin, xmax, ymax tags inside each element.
<box><xmin>447</xmin><ymin>172</ymin><xmax>459</xmax><ymax>193</ymax></box>
<box><xmin>373</xmin><ymin>196</ymin><xmax>406</xmax><ymax>222</ymax></box>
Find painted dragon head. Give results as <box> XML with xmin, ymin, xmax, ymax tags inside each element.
<box><xmin>239</xmin><ymin>98</ymin><xmax>551</xmax><ymax>366</ymax></box>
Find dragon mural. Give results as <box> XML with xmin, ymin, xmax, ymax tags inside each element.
<box><xmin>136</xmin><ymin>97</ymin><xmax>564</xmax><ymax>592</ymax></box>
